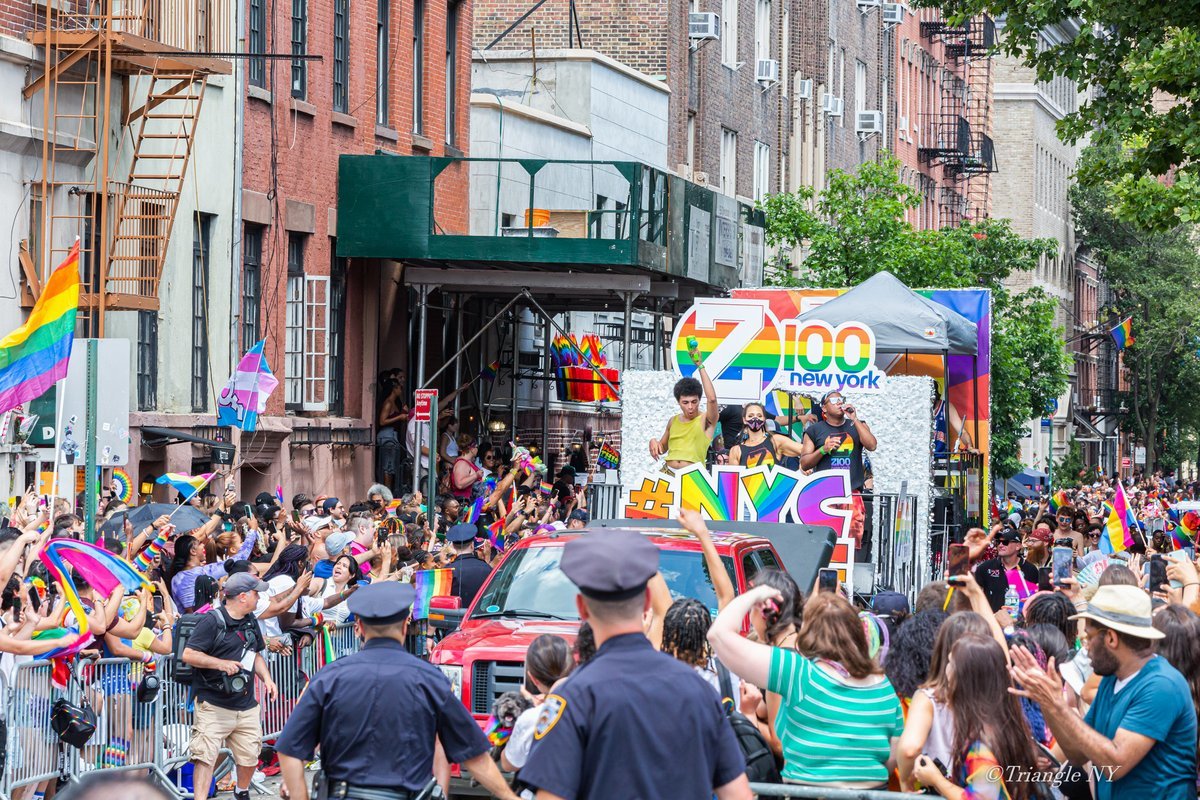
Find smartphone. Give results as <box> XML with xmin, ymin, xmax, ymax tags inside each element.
<box><xmin>817</xmin><ymin>568</ymin><xmax>838</xmax><ymax>593</ymax></box>
<box><xmin>1052</xmin><ymin>546</ymin><xmax>1074</xmax><ymax>588</ymax></box>
<box><xmin>152</xmin><ymin>594</ymin><xmax>164</xmax><ymax>615</ymax></box>
<box><xmin>1148</xmin><ymin>555</ymin><xmax>1168</xmax><ymax>594</ymax></box>
<box><xmin>946</xmin><ymin>543</ymin><xmax>969</xmax><ymax>585</ymax></box>
<box><xmin>1037</xmin><ymin>567</ymin><xmax>1053</xmax><ymax>592</ymax></box>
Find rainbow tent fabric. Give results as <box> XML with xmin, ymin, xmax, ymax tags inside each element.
<box><xmin>0</xmin><ymin>242</ymin><xmax>79</xmax><ymax>414</ymax></box>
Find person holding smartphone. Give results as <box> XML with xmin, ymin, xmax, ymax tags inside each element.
<box><xmin>801</xmin><ymin>391</ymin><xmax>877</xmax><ymax>547</ymax></box>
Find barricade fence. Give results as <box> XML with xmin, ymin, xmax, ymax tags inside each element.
<box><xmin>0</xmin><ymin>621</ymin><xmax>372</xmax><ymax>799</ymax></box>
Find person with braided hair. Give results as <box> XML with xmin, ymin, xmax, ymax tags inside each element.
<box><xmin>662</xmin><ymin>597</ymin><xmax>734</xmax><ymax>694</ymax></box>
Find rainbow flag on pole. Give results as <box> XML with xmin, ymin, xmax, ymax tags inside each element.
<box><xmin>1048</xmin><ymin>490</ymin><xmax>1070</xmax><ymax>515</ymax></box>
<box><xmin>1100</xmin><ymin>482</ymin><xmax>1137</xmax><ymax>554</ymax></box>
<box><xmin>156</xmin><ymin>472</ymin><xmax>215</xmax><ymax>501</ymax></box>
<box><xmin>1171</xmin><ymin>510</ymin><xmax>1200</xmax><ymax>550</ymax></box>
<box><xmin>412</xmin><ymin>568</ymin><xmax>452</xmax><ymax>619</ymax></box>
<box><xmin>487</xmin><ymin>518</ymin><xmax>506</xmax><ymax>551</ymax></box>
<box><xmin>1111</xmin><ymin>317</ymin><xmax>1134</xmax><ymax>351</ymax></box>
<box><xmin>463</xmin><ymin>496</ymin><xmax>484</xmax><ymax>524</ymax></box>
<box><xmin>0</xmin><ymin>241</ymin><xmax>79</xmax><ymax>414</ymax></box>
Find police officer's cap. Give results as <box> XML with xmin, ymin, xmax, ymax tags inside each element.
<box><xmin>347</xmin><ymin>582</ymin><xmax>416</xmax><ymax>625</ymax></box>
<box><xmin>560</xmin><ymin>530</ymin><xmax>659</xmax><ymax>602</ymax></box>
<box><xmin>446</xmin><ymin>522</ymin><xmax>479</xmax><ymax>543</ymax></box>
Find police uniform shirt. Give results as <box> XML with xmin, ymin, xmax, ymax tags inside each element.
<box><xmin>448</xmin><ymin>553</ymin><xmax>491</xmax><ymax>607</ymax></box>
<box><xmin>274</xmin><ymin>638</ymin><xmax>488</xmax><ymax>789</ymax></box>
<box><xmin>519</xmin><ymin>632</ymin><xmax>746</xmax><ymax>800</ymax></box>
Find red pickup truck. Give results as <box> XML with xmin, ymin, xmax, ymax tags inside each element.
<box><xmin>428</xmin><ymin>522</ymin><xmax>829</xmax><ymax>723</ymax></box>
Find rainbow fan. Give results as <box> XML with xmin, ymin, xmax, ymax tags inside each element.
<box><xmin>111</xmin><ymin>467</ymin><xmax>134</xmax><ymax>505</ymax></box>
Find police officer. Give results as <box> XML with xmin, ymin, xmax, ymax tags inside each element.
<box><xmin>445</xmin><ymin>522</ymin><xmax>491</xmax><ymax>607</ymax></box>
<box><xmin>519</xmin><ymin>530</ymin><xmax>752</xmax><ymax>800</ymax></box>
<box><xmin>275</xmin><ymin>582</ymin><xmax>519</xmax><ymax>800</ymax></box>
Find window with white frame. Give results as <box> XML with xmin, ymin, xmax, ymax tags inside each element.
<box><xmin>754</xmin><ymin>0</ymin><xmax>771</xmax><ymax>65</ymax></box>
<box><xmin>720</xmin><ymin>128</ymin><xmax>738</xmax><ymax>197</ymax></box>
<box><xmin>303</xmin><ymin>275</ymin><xmax>329</xmax><ymax>410</ymax></box>
<box><xmin>721</xmin><ymin>0</ymin><xmax>738</xmax><ymax>65</ymax></box>
<box><xmin>285</xmin><ymin>234</ymin><xmax>306</xmax><ymax>410</ymax></box>
<box><xmin>855</xmin><ymin>59</ymin><xmax>867</xmax><ymax>114</ymax></box>
<box><xmin>752</xmin><ymin>142</ymin><xmax>770</xmax><ymax>201</ymax></box>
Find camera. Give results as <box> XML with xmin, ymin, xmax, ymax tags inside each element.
<box><xmin>222</xmin><ymin>670</ymin><xmax>251</xmax><ymax>694</ymax></box>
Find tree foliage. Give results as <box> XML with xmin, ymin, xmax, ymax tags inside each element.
<box><xmin>1071</xmin><ymin>143</ymin><xmax>1200</xmax><ymax>474</ymax></box>
<box><xmin>763</xmin><ymin>154</ymin><xmax>1071</xmax><ymax>478</ymax></box>
<box><xmin>915</xmin><ymin>0</ymin><xmax>1200</xmax><ymax>229</ymax></box>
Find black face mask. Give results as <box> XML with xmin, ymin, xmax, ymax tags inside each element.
<box><xmin>745</xmin><ymin>418</ymin><xmax>766</xmax><ymax>432</ymax></box>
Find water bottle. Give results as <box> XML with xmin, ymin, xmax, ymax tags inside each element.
<box><xmin>1003</xmin><ymin>586</ymin><xmax>1019</xmax><ymax>620</ymax></box>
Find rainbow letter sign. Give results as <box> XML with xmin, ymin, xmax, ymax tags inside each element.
<box><xmin>672</xmin><ymin>298</ymin><xmax>887</xmax><ymax>403</ymax></box>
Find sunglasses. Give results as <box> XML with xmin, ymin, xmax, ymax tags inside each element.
<box><xmin>1086</xmin><ymin>532</ymin><xmax>1100</xmax><ymax>538</ymax></box>
<box><xmin>826</xmin><ymin>397</ymin><xmax>845</xmax><ymax>405</ymax></box>
<box><xmin>301</xmin><ymin>509</ymin><xmax>316</xmax><ymax>517</ymax></box>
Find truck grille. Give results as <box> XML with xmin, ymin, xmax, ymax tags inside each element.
<box><xmin>470</xmin><ymin>660</ymin><xmax>525</xmax><ymax>714</ymax></box>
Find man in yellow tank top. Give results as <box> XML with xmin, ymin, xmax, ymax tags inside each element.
<box><xmin>649</xmin><ymin>352</ymin><xmax>719</xmax><ymax>471</ymax></box>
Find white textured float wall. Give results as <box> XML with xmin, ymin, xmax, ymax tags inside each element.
<box><xmin>620</xmin><ymin>370</ymin><xmax>682</xmax><ymax>489</ymax></box>
<box><xmin>852</xmin><ymin>375</ymin><xmax>934</xmax><ymax>584</ymax></box>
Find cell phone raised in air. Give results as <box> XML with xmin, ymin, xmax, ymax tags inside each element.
<box><xmin>1052</xmin><ymin>546</ymin><xmax>1074</xmax><ymax>588</ymax></box>
<box><xmin>152</xmin><ymin>594</ymin><xmax>164</xmax><ymax>615</ymax></box>
<box><xmin>1037</xmin><ymin>567</ymin><xmax>1053</xmax><ymax>592</ymax></box>
<box><xmin>946</xmin><ymin>543</ymin><xmax>969</xmax><ymax>586</ymax></box>
<box><xmin>1148</xmin><ymin>555</ymin><xmax>1168</xmax><ymax>594</ymax></box>
<box><xmin>817</xmin><ymin>568</ymin><xmax>838</xmax><ymax>593</ymax></box>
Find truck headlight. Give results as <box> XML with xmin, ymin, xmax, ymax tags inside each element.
<box><xmin>438</xmin><ymin>665</ymin><xmax>463</xmax><ymax>698</ymax></box>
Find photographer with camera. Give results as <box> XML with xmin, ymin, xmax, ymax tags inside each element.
<box><xmin>181</xmin><ymin>572</ymin><xmax>278</xmax><ymax>800</ymax></box>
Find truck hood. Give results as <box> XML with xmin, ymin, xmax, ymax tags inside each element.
<box><xmin>430</xmin><ymin>618</ymin><xmax>580</xmax><ymax>664</ymax></box>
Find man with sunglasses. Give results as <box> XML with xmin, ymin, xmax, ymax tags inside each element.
<box><xmin>801</xmin><ymin>391</ymin><xmax>877</xmax><ymax>546</ymax></box>
<box><xmin>1055</xmin><ymin>503</ymin><xmax>1084</xmax><ymax>556</ymax></box>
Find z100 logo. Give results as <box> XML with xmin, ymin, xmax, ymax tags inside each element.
<box><xmin>671</xmin><ymin>299</ymin><xmax>887</xmax><ymax>403</ymax></box>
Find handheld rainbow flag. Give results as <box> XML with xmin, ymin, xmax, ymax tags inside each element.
<box><xmin>0</xmin><ymin>241</ymin><xmax>79</xmax><ymax>414</ymax></box>
<box><xmin>412</xmin><ymin>568</ymin><xmax>453</xmax><ymax>619</ymax></box>
<box><xmin>1048</xmin><ymin>490</ymin><xmax>1070</xmax><ymax>515</ymax></box>
<box><xmin>1171</xmin><ymin>510</ymin><xmax>1200</xmax><ymax>550</ymax></box>
<box><xmin>539</xmin><ymin>481</ymin><xmax>553</xmax><ymax>496</ymax></box>
<box><xmin>275</xmin><ymin>484</ymin><xmax>285</xmax><ymax>506</ymax></box>
<box><xmin>1110</xmin><ymin>317</ymin><xmax>1134</xmax><ymax>351</ymax></box>
<box><xmin>597</xmin><ymin>442</ymin><xmax>621</xmax><ymax>470</ymax></box>
<box><xmin>480</xmin><ymin>360</ymin><xmax>500</xmax><ymax>382</ymax></box>
<box><xmin>487</xmin><ymin>518</ymin><xmax>506</xmax><ymax>551</ymax></box>
<box><xmin>463</xmin><ymin>496</ymin><xmax>485</xmax><ymax>525</ymax></box>
<box><xmin>1100</xmin><ymin>483</ymin><xmax>1137</xmax><ymax>555</ymax></box>
<box><xmin>156</xmin><ymin>471</ymin><xmax>215</xmax><ymax>501</ymax></box>
<box><xmin>111</xmin><ymin>467</ymin><xmax>134</xmax><ymax>504</ymax></box>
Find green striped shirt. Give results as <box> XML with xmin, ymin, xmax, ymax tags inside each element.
<box><xmin>767</xmin><ymin>647</ymin><xmax>903</xmax><ymax>785</ymax></box>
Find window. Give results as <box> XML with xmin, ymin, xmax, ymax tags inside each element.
<box><xmin>838</xmin><ymin>48</ymin><xmax>845</xmax><ymax>126</ymax></box>
<box><xmin>780</xmin><ymin>5</ymin><xmax>789</xmax><ymax>96</ymax></box>
<box><xmin>291</xmin><ymin>0</ymin><xmax>307</xmax><ymax>98</ymax></box>
<box><xmin>376</xmin><ymin>0</ymin><xmax>389</xmax><ymax>125</ymax></box>
<box><xmin>286</xmin><ymin>235</ymin><xmax>306</xmax><ymax>410</ymax></box>
<box><xmin>242</xmin><ymin>225</ymin><xmax>263</xmax><ymax>348</ymax></box>
<box><xmin>413</xmin><ymin>0</ymin><xmax>425</xmax><ymax>134</ymax></box>
<box><xmin>446</xmin><ymin>0</ymin><xmax>460</xmax><ymax>144</ymax></box>
<box><xmin>720</xmin><ymin>128</ymin><xmax>738</xmax><ymax>197</ymax></box>
<box><xmin>333</xmin><ymin>0</ymin><xmax>349</xmax><ymax>112</ymax></box>
<box><xmin>855</xmin><ymin>59</ymin><xmax>867</xmax><ymax>113</ymax></box>
<box><xmin>329</xmin><ymin>247</ymin><xmax>348</xmax><ymax>415</ymax></box>
<box><xmin>191</xmin><ymin>214</ymin><xmax>213</xmax><ymax>413</ymax></box>
<box><xmin>754</xmin><ymin>0</ymin><xmax>771</xmax><ymax>65</ymax></box>
<box><xmin>303</xmin><ymin>276</ymin><xmax>330</xmax><ymax>410</ymax></box>
<box><xmin>721</xmin><ymin>0</ymin><xmax>738</xmax><ymax>65</ymax></box>
<box><xmin>248</xmin><ymin>0</ymin><xmax>265</xmax><ymax>87</ymax></box>
<box><xmin>137</xmin><ymin>311</ymin><xmax>157</xmax><ymax>411</ymax></box>
<box><xmin>686</xmin><ymin>114</ymin><xmax>695</xmax><ymax>176</ymax></box>
<box><xmin>752</xmin><ymin>141</ymin><xmax>770</xmax><ymax>201</ymax></box>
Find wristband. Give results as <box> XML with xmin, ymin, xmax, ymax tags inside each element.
<box><xmin>818</xmin><ymin>446</ymin><xmax>827</xmax><ymax>456</ymax></box>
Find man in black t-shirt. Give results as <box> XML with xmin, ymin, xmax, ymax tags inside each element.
<box><xmin>801</xmin><ymin>391</ymin><xmax>877</xmax><ymax>546</ymax></box>
<box><xmin>182</xmin><ymin>573</ymin><xmax>278</xmax><ymax>800</ymax></box>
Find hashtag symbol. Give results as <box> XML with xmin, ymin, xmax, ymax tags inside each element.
<box><xmin>625</xmin><ymin>477</ymin><xmax>676</xmax><ymax>519</ymax></box>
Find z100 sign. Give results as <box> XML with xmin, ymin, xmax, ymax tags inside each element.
<box><xmin>672</xmin><ymin>298</ymin><xmax>886</xmax><ymax>403</ymax></box>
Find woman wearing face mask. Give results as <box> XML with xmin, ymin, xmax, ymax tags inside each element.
<box><xmin>729</xmin><ymin>402</ymin><xmax>806</xmax><ymax>468</ymax></box>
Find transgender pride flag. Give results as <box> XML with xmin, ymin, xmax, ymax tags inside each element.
<box><xmin>217</xmin><ymin>340</ymin><xmax>279</xmax><ymax>432</ymax></box>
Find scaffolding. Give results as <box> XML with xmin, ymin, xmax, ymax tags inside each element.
<box><xmin>22</xmin><ymin>0</ymin><xmax>232</xmax><ymax>333</ymax></box>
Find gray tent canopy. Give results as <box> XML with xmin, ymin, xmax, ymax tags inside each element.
<box><xmin>795</xmin><ymin>271</ymin><xmax>978</xmax><ymax>355</ymax></box>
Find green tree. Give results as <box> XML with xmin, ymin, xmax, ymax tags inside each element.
<box><xmin>1054</xmin><ymin>438</ymin><xmax>1087</xmax><ymax>487</ymax></box>
<box><xmin>1071</xmin><ymin>143</ymin><xmax>1200</xmax><ymax>474</ymax></box>
<box><xmin>763</xmin><ymin>154</ymin><xmax>1071</xmax><ymax>478</ymax></box>
<box><xmin>914</xmin><ymin>0</ymin><xmax>1200</xmax><ymax>230</ymax></box>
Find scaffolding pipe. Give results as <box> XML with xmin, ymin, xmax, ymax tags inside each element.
<box><xmin>419</xmin><ymin>292</ymin><xmax>523</xmax><ymax>389</ymax></box>
<box><xmin>412</xmin><ymin>284</ymin><xmax>430</xmax><ymax>494</ymax></box>
<box><xmin>622</xmin><ymin>291</ymin><xmax>634</xmax><ymax>371</ymax></box>
<box><xmin>453</xmin><ymin>294</ymin><xmax>464</xmax><ymax>417</ymax></box>
<box><xmin>511</xmin><ymin>304</ymin><xmax>521</xmax><ymax>442</ymax></box>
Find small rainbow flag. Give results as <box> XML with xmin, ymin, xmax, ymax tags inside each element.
<box><xmin>487</xmin><ymin>518</ymin><xmax>506</xmax><ymax>551</ymax></box>
<box><xmin>275</xmin><ymin>484</ymin><xmax>285</xmax><ymax>506</ymax></box>
<box><xmin>597</xmin><ymin>442</ymin><xmax>621</xmax><ymax>470</ymax></box>
<box><xmin>1111</xmin><ymin>317</ymin><xmax>1134</xmax><ymax>351</ymax></box>
<box><xmin>111</xmin><ymin>467</ymin><xmax>134</xmax><ymax>504</ymax></box>
<box><xmin>156</xmin><ymin>472</ymin><xmax>215</xmax><ymax>501</ymax></box>
<box><xmin>0</xmin><ymin>241</ymin><xmax>79</xmax><ymax>414</ymax></box>
<box><xmin>463</xmin><ymin>496</ymin><xmax>484</xmax><ymax>524</ymax></box>
<box><xmin>1100</xmin><ymin>482</ymin><xmax>1137</xmax><ymax>555</ymax></box>
<box><xmin>412</xmin><ymin>568</ymin><xmax>453</xmax><ymax>619</ymax></box>
<box><xmin>539</xmin><ymin>481</ymin><xmax>553</xmax><ymax>496</ymax></box>
<box><xmin>1171</xmin><ymin>511</ymin><xmax>1200</xmax><ymax>550</ymax></box>
<box><xmin>480</xmin><ymin>359</ymin><xmax>500</xmax><ymax>382</ymax></box>
<box><xmin>1048</xmin><ymin>490</ymin><xmax>1070</xmax><ymax>515</ymax></box>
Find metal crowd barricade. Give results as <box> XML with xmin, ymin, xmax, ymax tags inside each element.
<box><xmin>258</xmin><ymin>650</ymin><xmax>311</xmax><ymax>740</ymax></box>
<box><xmin>3</xmin><ymin>660</ymin><xmax>74</xmax><ymax>798</ymax></box>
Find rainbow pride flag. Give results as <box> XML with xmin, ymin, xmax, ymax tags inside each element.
<box><xmin>487</xmin><ymin>518</ymin><xmax>506</xmax><ymax>551</ymax></box>
<box><xmin>1048</xmin><ymin>490</ymin><xmax>1071</xmax><ymax>515</ymax></box>
<box><xmin>156</xmin><ymin>471</ymin><xmax>215</xmax><ymax>501</ymax></box>
<box><xmin>1100</xmin><ymin>482</ymin><xmax>1137</xmax><ymax>554</ymax></box>
<box><xmin>1111</xmin><ymin>317</ymin><xmax>1134</xmax><ymax>351</ymax></box>
<box><xmin>0</xmin><ymin>242</ymin><xmax>79</xmax><ymax>414</ymax></box>
<box><xmin>539</xmin><ymin>481</ymin><xmax>553</xmax><ymax>496</ymax></box>
<box><xmin>1171</xmin><ymin>510</ymin><xmax>1200</xmax><ymax>550</ymax></box>
<box><xmin>597</xmin><ymin>442</ymin><xmax>621</xmax><ymax>470</ymax></box>
<box><xmin>412</xmin><ymin>568</ymin><xmax>452</xmax><ymax>619</ymax></box>
<box><xmin>463</xmin><ymin>496</ymin><xmax>484</xmax><ymax>524</ymax></box>
<box><xmin>480</xmin><ymin>360</ymin><xmax>500</xmax><ymax>382</ymax></box>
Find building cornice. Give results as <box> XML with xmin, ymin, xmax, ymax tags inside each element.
<box><xmin>470</xmin><ymin>93</ymin><xmax>594</xmax><ymax>138</ymax></box>
<box><xmin>473</xmin><ymin>48</ymin><xmax>671</xmax><ymax>95</ymax></box>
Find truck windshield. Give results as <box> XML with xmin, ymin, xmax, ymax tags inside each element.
<box><xmin>471</xmin><ymin>544</ymin><xmax>735</xmax><ymax>621</ymax></box>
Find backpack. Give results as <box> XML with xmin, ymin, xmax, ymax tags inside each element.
<box><xmin>171</xmin><ymin>608</ymin><xmax>263</xmax><ymax>686</ymax></box>
<box><xmin>716</xmin><ymin>662</ymin><xmax>782</xmax><ymax>785</ymax></box>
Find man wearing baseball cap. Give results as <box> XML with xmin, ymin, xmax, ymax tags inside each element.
<box><xmin>972</xmin><ymin>525</ymin><xmax>1039</xmax><ymax>615</ymax></box>
<box><xmin>1010</xmin><ymin>585</ymin><xmax>1197</xmax><ymax>800</ymax></box>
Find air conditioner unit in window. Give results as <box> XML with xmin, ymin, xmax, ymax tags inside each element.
<box><xmin>855</xmin><ymin>110</ymin><xmax>884</xmax><ymax>137</ymax></box>
<box><xmin>822</xmin><ymin>93</ymin><xmax>843</xmax><ymax>117</ymax></box>
<box><xmin>689</xmin><ymin>12</ymin><xmax>720</xmax><ymax>39</ymax></box>
<box><xmin>856</xmin><ymin>0</ymin><xmax>881</xmax><ymax>12</ymax></box>
<box><xmin>796</xmin><ymin>78</ymin><xmax>813</xmax><ymax>99</ymax></box>
<box><xmin>756</xmin><ymin>58</ymin><xmax>779</xmax><ymax>83</ymax></box>
<box><xmin>882</xmin><ymin>2</ymin><xmax>904</xmax><ymax>24</ymax></box>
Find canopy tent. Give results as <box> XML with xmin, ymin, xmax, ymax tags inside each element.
<box><xmin>796</xmin><ymin>271</ymin><xmax>978</xmax><ymax>355</ymax></box>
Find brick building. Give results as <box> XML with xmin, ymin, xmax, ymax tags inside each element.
<box><xmin>236</xmin><ymin>0</ymin><xmax>473</xmax><ymax>499</ymax></box>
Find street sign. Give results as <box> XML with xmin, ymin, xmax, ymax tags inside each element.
<box><xmin>1135</xmin><ymin>447</ymin><xmax>1146</xmax><ymax>465</ymax></box>
<box><xmin>1122</xmin><ymin>457</ymin><xmax>1132</xmax><ymax>469</ymax></box>
<box><xmin>412</xmin><ymin>389</ymin><xmax>438</xmax><ymax>423</ymax></box>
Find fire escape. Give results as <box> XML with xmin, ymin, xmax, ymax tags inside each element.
<box><xmin>21</xmin><ymin>0</ymin><xmax>231</xmax><ymax>334</ymax></box>
<box><xmin>918</xmin><ymin>15</ymin><xmax>997</xmax><ymax>224</ymax></box>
